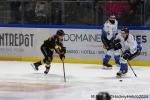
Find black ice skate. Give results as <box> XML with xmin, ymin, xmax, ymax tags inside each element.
<box><xmin>102</xmin><ymin>62</ymin><xmax>112</xmax><ymax>69</ymax></box>
<box><xmin>44</xmin><ymin>68</ymin><xmax>50</xmax><ymax>74</ymax></box>
<box><xmin>31</xmin><ymin>62</ymin><xmax>41</xmax><ymax>71</ymax></box>
<box><xmin>44</xmin><ymin>66</ymin><xmax>50</xmax><ymax>74</ymax></box>
<box><xmin>116</xmin><ymin>70</ymin><xmax>128</xmax><ymax>77</ymax></box>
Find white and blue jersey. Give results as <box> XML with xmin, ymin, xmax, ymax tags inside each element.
<box><xmin>101</xmin><ymin>20</ymin><xmax>118</xmax><ymax>40</ymax></box>
<box><xmin>116</xmin><ymin>33</ymin><xmax>142</xmax><ymax>54</ymax></box>
<box><xmin>115</xmin><ymin>32</ymin><xmax>142</xmax><ymax>72</ymax></box>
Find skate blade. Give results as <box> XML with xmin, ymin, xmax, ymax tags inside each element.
<box><xmin>116</xmin><ymin>73</ymin><xmax>126</xmax><ymax>78</ymax></box>
<box><xmin>31</xmin><ymin>64</ymin><xmax>37</xmax><ymax>71</ymax></box>
<box><xmin>44</xmin><ymin>73</ymin><xmax>48</xmax><ymax>76</ymax></box>
<box><xmin>102</xmin><ymin>66</ymin><xmax>112</xmax><ymax>70</ymax></box>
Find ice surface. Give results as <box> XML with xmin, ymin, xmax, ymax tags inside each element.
<box><xmin>0</xmin><ymin>61</ymin><xmax>150</xmax><ymax>100</ymax></box>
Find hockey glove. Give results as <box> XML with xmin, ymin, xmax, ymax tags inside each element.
<box><xmin>113</xmin><ymin>39</ymin><xmax>122</xmax><ymax>50</ymax></box>
<box><xmin>60</xmin><ymin>54</ymin><xmax>65</xmax><ymax>61</ymax></box>
<box><xmin>101</xmin><ymin>38</ymin><xmax>109</xmax><ymax>49</ymax></box>
<box><xmin>59</xmin><ymin>47</ymin><xmax>66</xmax><ymax>61</ymax></box>
<box><xmin>60</xmin><ymin>47</ymin><xmax>66</xmax><ymax>54</ymax></box>
<box><xmin>122</xmin><ymin>50</ymin><xmax>131</xmax><ymax>60</ymax></box>
<box><xmin>102</xmin><ymin>40</ymin><xmax>114</xmax><ymax>50</ymax></box>
<box><xmin>55</xmin><ymin>45</ymin><xmax>61</xmax><ymax>54</ymax></box>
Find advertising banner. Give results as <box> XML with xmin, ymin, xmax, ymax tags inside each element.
<box><xmin>0</xmin><ymin>26</ymin><xmax>149</xmax><ymax>62</ymax></box>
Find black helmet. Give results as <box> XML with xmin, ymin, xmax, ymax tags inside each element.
<box><xmin>56</xmin><ymin>30</ymin><xmax>65</xmax><ymax>36</ymax></box>
<box><xmin>96</xmin><ymin>92</ymin><xmax>111</xmax><ymax>100</ymax></box>
<box><xmin>121</xmin><ymin>27</ymin><xmax>129</xmax><ymax>33</ymax></box>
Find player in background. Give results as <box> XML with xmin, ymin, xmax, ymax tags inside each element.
<box><xmin>31</xmin><ymin>30</ymin><xmax>66</xmax><ymax>74</ymax></box>
<box><xmin>114</xmin><ymin>27</ymin><xmax>142</xmax><ymax>77</ymax></box>
<box><xmin>101</xmin><ymin>15</ymin><xmax>121</xmax><ymax>69</ymax></box>
<box><xmin>96</xmin><ymin>92</ymin><xmax>111</xmax><ymax>100</ymax></box>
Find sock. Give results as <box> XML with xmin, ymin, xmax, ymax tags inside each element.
<box><xmin>120</xmin><ymin>63</ymin><xmax>128</xmax><ymax>71</ymax></box>
<box><xmin>103</xmin><ymin>55</ymin><xmax>111</xmax><ymax>64</ymax></box>
<box><xmin>114</xmin><ymin>55</ymin><xmax>120</xmax><ymax>65</ymax></box>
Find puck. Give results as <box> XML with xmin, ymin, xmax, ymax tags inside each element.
<box><xmin>119</xmin><ymin>80</ymin><xmax>123</xmax><ymax>82</ymax></box>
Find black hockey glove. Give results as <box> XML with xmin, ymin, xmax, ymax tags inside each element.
<box><xmin>59</xmin><ymin>47</ymin><xmax>66</xmax><ymax>61</ymax></box>
<box><xmin>101</xmin><ymin>38</ymin><xmax>114</xmax><ymax>50</ymax></box>
<box><xmin>60</xmin><ymin>47</ymin><xmax>66</xmax><ymax>54</ymax></box>
<box><xmin>128</xmin><ymin>49</ymin><xmax>141</xmax><ymax>61</ymax></box>
<box><xmin>123</xmin><ymin>50</ymin><xmax>131</xmax><ymax>60</ymax></box>
<box><xmin>113</xmin><ymin>39</ymin><xmax>122</xmax><ymax>50</ymax></box>
<box><xmin>60</xmin><ymin>54</ymin><xmax>65</xmax><ymax>61</ymax></box>
<box><xmin>101</xmin><ymin>38</ymin><xmax>109</xmax><ymax>49</ymax></box>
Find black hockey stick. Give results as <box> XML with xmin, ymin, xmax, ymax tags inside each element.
<box><xmin>127</xmin><ymin>60</ymin><xmax>137</xmax><ymax>77</ymax></box>
<box><xmin>62</xmin><ymin>59</ymin><xmax>66</xmax><ymax>82</ymax></box>
<box><xmin>120</xmin><ymin>49</ymin><xmax>137</xmax><ymax>77</ymax></box>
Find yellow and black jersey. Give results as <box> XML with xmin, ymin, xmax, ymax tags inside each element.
<box><xmin>43</xmin><ymin>35</ymin><xmax>63</xmax><ymax>53</ymax></box>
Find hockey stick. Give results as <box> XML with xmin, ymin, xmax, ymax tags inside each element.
<box><xmin>62</xmin><ymin>59</ymin><xmax>66</xmax><ymax>82</ymax></box>
<box><xmin>120</xmin><ymin>49</ymin><xmax>137</xmax><ymax>77</ymax></box>
<box><xmin>127</xmin><ymin>60</ymin><xmax>137</xmax><ymax>77</ymax></box>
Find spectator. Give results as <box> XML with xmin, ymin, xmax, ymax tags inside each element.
<box><xmin>101</xmin><ymin>0</ymin><xmax>130</xmax><ymax>20</ymax></box>
<box><xmin>119</xmin><ymin>0</ymin><xmax>144</xmax><ymax>26</ymax></box>
<box><xmin>35</xmin><ymin>1</ymin><xmax>48</xmax><ymax>24</ymax></box>
<box><xmin>10</xmin><ymin>1</ymin><xmax>21</xmax><ymax>24</ymax></box>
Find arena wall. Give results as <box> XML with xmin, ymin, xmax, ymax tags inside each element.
<box><xmin>0</xmin><ymin>24</ymin><xmax>149</xmax><ymax>66</ymax></box>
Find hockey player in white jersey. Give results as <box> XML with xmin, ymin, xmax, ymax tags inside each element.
<box><xmin>114</xmin><ymin>27</ymin><xmax>142</xmax><ymax>76</ymax></box>
<box><xmin>101</xmin><ymin>15</ymin><xmax>120</xmax><ymax>68</ymax></box>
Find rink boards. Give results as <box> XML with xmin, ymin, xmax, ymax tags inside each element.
<box><xmin>0</xmin><ymin>24</ymin><xmax>149</xmax><ymax>66</ymax></box>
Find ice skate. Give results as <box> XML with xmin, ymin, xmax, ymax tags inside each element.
<box><xmin>116</xmin><ymin>70</ymin><xmax>128</xmax><ymax>77</ymax></box>
<box><xmin>102</xmin><ymin>62</ymin><xmax>112</xmax><ymax>69</ymax></box>
<box><xmin>31</xmin><ymin>62</ymin><xmax>41</xmax><ymax>71</ymax></box>
<box><xmin>44</xmin><ymin>68</ymin><xmax>50</xmax><ymax>74</ymax></box>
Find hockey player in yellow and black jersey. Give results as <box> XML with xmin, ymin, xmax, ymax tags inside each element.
<box><xmin>31</xmin><ymin>30</ymin><xmax>66</xmax><ymax>74</ymax></box>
